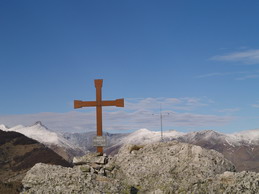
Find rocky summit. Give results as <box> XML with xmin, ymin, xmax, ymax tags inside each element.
<box><xmin>21</xmin><ymin>141</ymin><xmax>259</xmax><ymax>193</ymax></box>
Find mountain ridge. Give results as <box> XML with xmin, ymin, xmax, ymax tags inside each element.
<box><xmin>2</xmin><ymin>122</ymin><xmax>259</xmax><ymax>171</ymax></box>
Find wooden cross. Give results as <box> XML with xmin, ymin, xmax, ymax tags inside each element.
<box><xmin>74</xmin><ymin>79</ymin><xmax>124</xmax><ymax>154</ymax></box>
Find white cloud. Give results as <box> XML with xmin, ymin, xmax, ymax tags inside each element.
<box><xmin>168</xmin><ymin>112</ymin><xmax>234</xmax><ymax>127</ymax></box>
<box><xmin>125</xmin><ymin>97</ymin><xmax>209</xmax><ymax>111</ymax></box>
<box><xmin>235</xmin><ymin>74</ymin><xmax>259</xmax><ymax>80</ymax></box>
<box><xmin>197</xmin><ymin>70</ymin><xmax>259</xmax><ymax>81</ymax></box>
<box><xmin>211</xmin><ymin>49</ymin><xmax>259</xmax><ymax>64</ymax></box>
<box><xmin>0</xmin><ymin>97</ymin><xmax>234</xmax><ymax>133</ymax></box>
<box><xmin>196</xmin><ymin>71</ymin><xmax>247</xmax><ymax>78</ymax></box>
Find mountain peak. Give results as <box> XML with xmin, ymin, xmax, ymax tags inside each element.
<box><xmin>133</xmin><ymin>128</ymin><xmax>151</xmax><ymax>134</ymax></box>
<box><xmin>35</xmin><ymin>121</ymin><xmax>43</xmax><ymax>125</ymax></box>
<box><xmin>199</xmin><ymin>129</ymin><xmax>218</xmax><ymax>134</ymax></box>
<box><xmin>191</xmin><ymin>129</ymin><xmax>223</xmax><ymax>138</ymax></box>
<box><xmin>0</xmin><ymin>124</ymin><xmax>8</xmax><ymax>130</ymax></box>
<box><xmin>32</xmin><ymin>121</ymin><xmax>48</xmax><ymax>129</ymax></box>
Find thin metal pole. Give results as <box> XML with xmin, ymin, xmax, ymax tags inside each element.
<box><xmin>160</xmin><ymin>104</ymin><xmax>163</xmax><ymax>141</ymax></box>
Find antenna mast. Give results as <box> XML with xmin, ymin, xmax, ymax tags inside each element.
<box><xmin>160</xmin><ymin>104</ymin><xmax>164</xmax><ymax>141</ymax></box>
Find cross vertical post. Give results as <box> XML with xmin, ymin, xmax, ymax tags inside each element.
<box><xmin>95</xmin><ymin>79</ymin><xmax>103</xmax><ymax>153</ymax></box>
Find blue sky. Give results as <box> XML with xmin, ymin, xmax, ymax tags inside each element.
<box><xmin>1</xmin><ymin>0</ymin><xmax>259</xmax><ymax>133</ymax></box>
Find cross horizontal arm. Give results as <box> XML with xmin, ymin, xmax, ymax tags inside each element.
<box><xmin>74</xmin><ymin>99</ymin><xmax>124</xmax><ymax>109</ymax></box>
<box><xmin>102</xmin><ymin>98</ymin><xmax>124</xmax><ymax>107</ymax></box>
<box><xmin>74</xmin><ymin>100</ymin><xmax>97</xmax><ymax>109</ymax></box>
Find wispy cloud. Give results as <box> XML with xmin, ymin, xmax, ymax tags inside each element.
<box><xmin>252</xmin><ymin>103</ymin><xmax>259</xmax><ymax>108</ymax></box>
<box><xmin>201</xmin><ymin>49</ymin><xmax>259</xmax><ymax>80</ymax></box>
<box><xmin>211</xmin><ymin>49</ymin><xmax>259</xmax><ymax>64</ymax></box>
<box><xmin>196</xmin><ymin>71</ymin><xmax>246</xmax><ymax>78</ymax></box>
<box><xmin>0</xmin><ymin>97</ymin><xmax>233</xmax><ymax>132</ymax></box>
<box><xmin>197</xmin><ymin>70</ymin><xmax>259</xmax><ymax>81</ymax></box>
<box><xmin>217</xmin><ymin>108</ymin><xmax>240</xmax><ymax>113</ymax></box>
<box><xmin>235</xmin><ymin>74</ymin><xmax>259</xmax><ymax>80</ymax></box>
<box><xmin>125</xmin><ymin>97</ymin><xmax>210</xmax><ymax>111</ymax></box>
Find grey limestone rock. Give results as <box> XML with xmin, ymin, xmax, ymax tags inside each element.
<box><xmin>21</xmin><ymin>163</ymin><xmax>124</xmax><ymax>194</ymax></box>
<box><xmin>21</xmin><ymin>141</ymin><xmax>259</xmax><ymax>193</ymax></box>
<box><xmin>199</xmin><ymin>171</ymin><xmax>259</xmax><ymax>194</ymax></box>
<box><xmin>80</xmin><ymin>165</ymin><xmax>91</xmax><ymax>172</ymax></box>
<box><xmin>111</xmin><ymin>141</ymin><xmax>236</xmax><ymax>192</ymax></box>
<box><xmin>72</xmin><ymin>152</ymin><xmax>103</xmax><ymax>165</ymax></box>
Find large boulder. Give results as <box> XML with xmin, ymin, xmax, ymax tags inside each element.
<box><xmin>111</xmin><ymin>141</ymin><xmax>236</xmax><ymax>192</ymax></box>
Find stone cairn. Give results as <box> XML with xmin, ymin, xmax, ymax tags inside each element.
<box><xmin>72</xmin><ymin>152</ymin><xmax>115</xmax><ymax>177</ymax></box>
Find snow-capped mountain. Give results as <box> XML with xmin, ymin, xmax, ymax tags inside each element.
<box><xmin>1</xmin><ymin>121</ymin><xmax>76</xmax><ymax>148</ymax></box>
<box><xmin>177</xmin><ymin>129</ymin><xmax>259</xmax><ymax>172</ymax></box>
<box><xmin>104</xmin><ymin>128</ymin><xmax>185</xmax><ymax>155</ymax></box>
<box><xmin>62</xmin><ymin>128</ymin><xmax>185</xmax><ymax>155</ymax></box>
<box><xmin>0</xmin><ymin>122</ymin><xmax>86</xmax><ymax>162</ymax></box>
<box><xmin>226</xmin><ymin>129</ymin><xmax>259</xmax><ymax>146</ymax></box>
<box><xmin>103</xmin><ymin>128</ymin><xmax>259</xmax><ymax>172</ymax></box>
<box><xmin>178</xmin><ymin>129</ymin><xmax>259</xmax><ymax>147</ymax></box>
<box><xmin>62</xmin><ymin>127</ymin><xmax>259</xmax><ymax>170</ymax></box>
<box><xmin>117</xmin><ymin>128</ymin><xmax>184</xmax><ymax>144</ymax></box>
<box><xmin>178</xmin><ymin>130</ymin><xmax>229</xmax><ymax>148</ymax></box>
<box><xmin>2</xmin><ymin>121</ymin><xmax>259</xmax><ymax>172</ymax></box>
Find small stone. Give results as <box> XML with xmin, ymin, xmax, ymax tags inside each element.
<box><xmin>80</xmin><ymin>165</ymin><xmax>91</xmax><ymax>173</ymax></box>
<box><xmin>73</xmin><ymin>152</ymin><xmax>103</xmax><ymax>165</ymax></box>
<box><xmin>73</xmin><ymin>156</ymin><xmax>88</xmax><ymax>165</ymax></box>
<box><xmin>99</xmin><ymin>168</ymin><xmax>106</xmax><ymax>176</ymax></box>
<box><xmin>105</xmin><ymin>164</ymin><xmax>115</xmax><ymax>171</ymax></box>
<box><xmin>105</xmin><ymin>170</ymin><xmax>113</xmax><ymax>178</ymax></box>
<box><xmin>95</xmin><ymin>156</ymin><xmax>108</xmax><ymax>165</ymax></box>
<box><xmin>90</xmin><ymin>167</ymin><xmax>95</xmax><ymax>174</ymax></box>
<box><xmin>96</xmin><ymin>175</ymin><xmax>110</xmax><ymax>182</ymax></box>
<box><xmin>91</xmin><ymin>163</ymin><xmax>102</xmax><ymax>170</ymax></box>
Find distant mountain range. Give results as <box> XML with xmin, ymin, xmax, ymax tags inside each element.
<box><xmin>63</xmin><ymin>128</ymin><xmax>259</xmax><ymax>172</ymax></box>
<box><xmin>1</xmin><ymin>122</ymin><xmax>259</xmax><ymax>172</ymax></box>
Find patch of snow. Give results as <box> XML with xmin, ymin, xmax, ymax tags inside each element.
<box><xmin>181</xmin><ymin>129</ymin><xmax>259</xmax><ymax>146</ymax></box>
<box><xmin>0</xmin><ymin>124</ymin><xmax>8</xmax><ymax>131</ymax></box>
<box><xmin>226</xmin><ymin>129</ymin><xmax>259</xmax><ymax>146</ymax></box>
<box><xmin>225</xmin><ymin>138</ymin><xmax>235</xmax><ymax>147</ymax></box>
<box><xmin>119</xmin><ymin>128</ymin><xmax>185</xmax><ymax>145</ymax></box>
